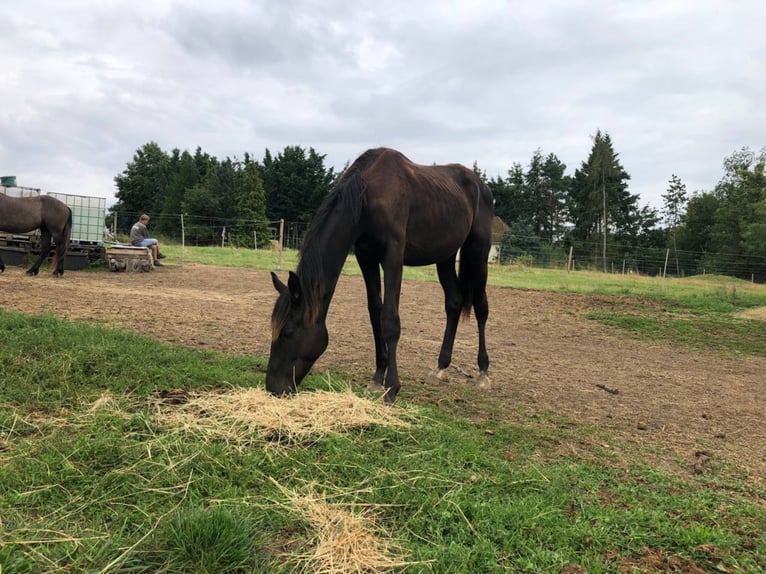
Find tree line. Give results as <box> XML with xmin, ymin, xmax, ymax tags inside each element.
<box><xmin>110</xmin><ymin>137</ymin><xmax>766</xmax><ymax>280</ymax></box>
<box><xmin>110</xmin><ymin>142</ymin><xmax>337</xmax><ymax>247</ymax></box>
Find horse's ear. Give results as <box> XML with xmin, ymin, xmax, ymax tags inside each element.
<box><xmin>271</xmin><ymin>272</ymin><xmax>287</xmax><ymax>294</ymax></box>
<box><xmin>287</xmin><ymin>271</ymin><xmax>302</xmax><ymax>305</ymax></box>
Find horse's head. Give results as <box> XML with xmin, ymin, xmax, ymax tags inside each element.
<box><xmin>266</xmin><ymin>271</ymin><xmax>329</xmax><ymax>396</ymax></box>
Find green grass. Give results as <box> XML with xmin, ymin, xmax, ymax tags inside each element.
<box><xmin>0</xmin><ymin>310</ymin><xmax>764</xmax><ymax>573</ymax></box>
<box><xmin>163</xmin><ymin>244</ymin><xmax>766</xmax><ymax>307</ymax></box>
<box><xmin>586</xmin><ymin>311</ymin><xmax>766</xmax><ymax>355</ymax></box>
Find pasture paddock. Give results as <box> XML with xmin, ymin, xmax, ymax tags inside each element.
<box><xmin>0</xmin><ymin>263</ymin><xmax>764</xmax><ymax>487</ymax></box>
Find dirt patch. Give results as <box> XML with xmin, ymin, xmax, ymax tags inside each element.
<box><xmin>738</xmin><ymin>306</ymin><xmax>766</xmax><ymax>321</ymax></box>
<box><xmin>1</xmin><ymin>264</ymin><xmax>764</xmax><ymax>487</ymax></box>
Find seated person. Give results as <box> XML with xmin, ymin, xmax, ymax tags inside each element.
<box><xmin>130</xmin><ymin>214</ymin><xmax>165</xmax><ymax>265</ymax></box>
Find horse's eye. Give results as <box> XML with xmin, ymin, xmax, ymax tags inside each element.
<box><xmin>281</xmin><ymin>325</ymin><xmax>295</xmax><ymax>339</ymax></box>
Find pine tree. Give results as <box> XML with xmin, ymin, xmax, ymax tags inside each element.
<box><xmin>112</xmin><ymin>141</ymin><xmax>170</xmax><ymax>232</ymax></box>
<box><xmin>567</xmin><ymin>130</ymin><xmax>634</xmax><ymax>268</ymax></box>
<box><xmin>491</xmin><ymin>162</ymin><xmax>524</xmax><ymax>227</ymax></box>
<box><xmin>262</xmin><ymin>146</ymin><xmax>336</xmax><ymax>222</ymax></box>
<box><xmin>662</xmin><ymin>174</ymin><xmax>688</xmax><ymax>229</ymax></box>
<box><xmin>236</xmin><ymin>157</ymin><xmax>271</xmax><ymax>247</ymax></box>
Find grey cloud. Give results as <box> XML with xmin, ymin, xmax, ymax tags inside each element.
<box><xmin>1</xmin><ymin>0</ymin><xmax>764</xmax><ymax>208</ymax></box>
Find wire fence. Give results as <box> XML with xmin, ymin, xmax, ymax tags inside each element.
<box><xmin>108</xmin><ymin>211</ymin><xmax>766</xmax><ymax>282</ymax></box>
<box><xmin>110</xmin><ymin>210</ymin><xmax>310</xmax><ymax>250</ymax></box>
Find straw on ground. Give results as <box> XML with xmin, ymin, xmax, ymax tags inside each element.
<box><xmin>156</xmin><ymin>386</ymin><xmax>415</xmax><ymax>445</ymax></box>
<box><xmin>271</xmin><ymin>479</ymin><xmax>412</xmax><ymax>574</ymax></box>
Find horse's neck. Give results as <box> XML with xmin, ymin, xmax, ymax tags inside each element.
<box><xmin>298</xmin><ymin>214</ymin><xmax>358</xmax><ymax>320</ymax></box>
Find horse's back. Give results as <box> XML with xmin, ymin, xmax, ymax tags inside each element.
<box><xmin>355</xmin><ymin>148</ymin><xmax>494</xmax><ymax>265</ymax></box>
<box><xmin>0</xmin><ymin>194</ymin><xmax>70</xmax><ymax>235</ymax></box>
<box><xmin>0</xmin><ymin>194</ymin><xmax>44</xmax><ymax>233</ymax></box>
<box><xmin>361</xmin><ymin>148</ymin><xmax>481</xmax><ymax>211</ymax></box>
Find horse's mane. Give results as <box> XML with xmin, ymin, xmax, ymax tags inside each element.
<box><xmin>272</xmin><ymin>150</ymin><xmax>380</xmax><ymax>336</ymax></box>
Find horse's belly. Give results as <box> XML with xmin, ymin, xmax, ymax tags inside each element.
<box><xmin>403</xmin><ymin>242</ymin><xmax>461</xmax><ymax>266</ymax></box>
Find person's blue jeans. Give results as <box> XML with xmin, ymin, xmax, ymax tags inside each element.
<box><xmin>136</xmin><ymin>238</ymin><xmax>158</xmax><ymax>247</ymax></box>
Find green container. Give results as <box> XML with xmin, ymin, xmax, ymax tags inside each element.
<box><xmin>1</xmin><ymin>176</ymin><xmax>17</xmax><ymax>187</ymax></box>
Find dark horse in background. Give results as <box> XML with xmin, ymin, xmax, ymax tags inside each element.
<box><xmin>267</xmin><ymin>147</ymin><xmax>494</xmax><ymax>403</ymax></box>
<box><xmin>0</xmin><ymin>194</ymin><xmax>73</xmax><ymax>276</ymax></box>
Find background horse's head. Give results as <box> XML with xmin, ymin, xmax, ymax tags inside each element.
<box><xmin>266</xmin><ymin>271</ymin><xmax>329</xmax><ymax>396</ymax></box>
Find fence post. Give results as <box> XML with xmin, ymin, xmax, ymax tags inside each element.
<box><xmin>567</xmin><ymin>246</ymin><xmax>573</xmax><ymax>272</ymax></box>
<box><xmin>180</xmin><ymin>213</ymin><xmax>186</xmax><ymax>267</ymax></box>
<box><xmin>221</xmin><ymin>226</ymin><xmax>226</xmax><ymax>248</ymax></box>
<box><xmin>663</xmin><ymin>248</ymin><xmax>670</xmax><ymax>278</ymax></box>
<box><xmin>278</xmin><ymin>218</ymin><xmax>284</xmax><ymax>270</ymax></box>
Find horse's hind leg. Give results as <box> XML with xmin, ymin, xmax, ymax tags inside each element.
<box><xmin>26</xmin><ymin>229</ymin><xmax>51</xmax><ymax>276</ymax></box>
<box><xmin>355</xmin><ymin>242</ymin><xmax>387</xmax><ymax>391</ymax></box>
<box><xmin>473</xmin><ymin>288</ymin><xmax>490</xmax><ymax>386</ymax></box>
<box><xmin>452</xmin><ymin>235</ymin><xmax>490</xmax><ymax>386</ymax></box>
<box><xmin>0</xmin><ymin>252</ymin><xmax>4</xmax><ymax>273</ymax></box>
<box><xmin>52</xmin><ymin>235</ymin><xmax>67</xmax><ymax>276</ymax></box>
<box><xmin>467</xmin><ymin>244</ymin><xmax>490</xmax><ymax>385</ymax></box>
<box><xmin>431</xmin><ymin>256</ymin><xmax>462</xmax><ymax>379</ymax></box>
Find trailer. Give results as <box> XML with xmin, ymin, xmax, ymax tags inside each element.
<box><xmin>0</xmin><ymin>184</ymin><xmax>107</xmax><ymax>270</ymax></box>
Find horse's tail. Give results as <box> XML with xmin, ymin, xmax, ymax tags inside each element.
<box><xmin>458</xmin><ymin>181</ymin><xmax>493</xmax><ymax>319</ymax></box>
<box><xmin>63</xmin><ymin>207</ymin><xmax>73</xmax><ymax>251</ymax></box>
<box><xmin>458</xmin><ymin>244</ymin><xmax>478</xmax><ymax>319</ymax></box>
<box><xmin>52</xmin><ymin>207</ymin><xmax>73</xmax><ymax>269</ymax></box>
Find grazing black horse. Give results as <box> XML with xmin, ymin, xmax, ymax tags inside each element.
<box><xmin>267</xmin><ymin>147</ymin><xmax>494</xmax><ymax>403</ymax></box>
<box><xmin>0</xmin><ymin>194</ymin><xmax>73</xmax><ymax>276</ymax></box>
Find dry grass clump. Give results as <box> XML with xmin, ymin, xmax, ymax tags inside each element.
<box><xmin>272</xmin><ymin>480</ymin><xmax>410</xmax><ymax>574</ymax></box>
<box><xmin>87</xmin><ymin>392</ymin><xmax>128</xmax><ymax>416</ymax></box>
<box><xmin>156</xmin><ymin>386</ymin><xmax>414</xmax><ymax>446</ymax></box>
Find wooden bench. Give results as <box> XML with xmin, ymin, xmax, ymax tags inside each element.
<box><xmin>106</xmin><ymin>244</ymin><xmax>154</xmax><ymax>272</ymax></box>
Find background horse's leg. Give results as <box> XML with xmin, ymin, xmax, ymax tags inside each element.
<box><xmin>0</xmin><ymin>252</ymin><xmax>4</xmax><ymax>272</ymax></box>
<box><xmin>52</xmin><ymin>232</ymin><xmax>67</xmax><ymax>276</ymax></box>
<box><xmin>26</xmin><ymin>228</ymin><xmax>51</xmax><ymax>276</ymax></box>
<box><xmin>434</xmin><ymin>255</ymin><xmax>462</xmax><ymax>375</ymax></box>
<box><xmin>54</xmin><ymin>207</ymin><xmax>73</xmax><ymax>276</ymax></box>
<box><xmin>355</xmin><ymin>243</ymin><xmax>387</xmax><ymax>390</ymax></box>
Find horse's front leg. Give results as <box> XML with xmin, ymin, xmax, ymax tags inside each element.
<box><xmin>380</xmin><ymin>255</ymin><xmax>405</xmax><ymax>404</ymax></box>
<box><xmin>355</xmin><ymin>245</ymin><xmax>387</xmax><ymax>391</ymax></box>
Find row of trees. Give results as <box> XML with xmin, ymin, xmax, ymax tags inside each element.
<box><xmin>483</xmin><ymin>130</ymin><xmax>660</xmax><ymax>272</ymax></box>
<box><xmin>482</xmin><ymin>134</ymin><xmax>765</xmax><ymax>279</ymax></box>
<box><xmin>111</xmin><ymin>143</ymin><xmax>337</xmax><ymax>247</ymax></box>
<box><xmin>110</xmin><ymin>137</ymin><xmax>766</xmax><ymax>280</ymax></box>
<box><xmin>674</xmin><ymin>147</ymin><xmax>766</xmax><ymax>279</ymax></box>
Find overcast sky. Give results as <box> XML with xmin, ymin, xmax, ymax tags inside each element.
<box><xmin>2</xmin><ymin>1</ymin><xmax>764</xmax><ymax>211</ymax></box>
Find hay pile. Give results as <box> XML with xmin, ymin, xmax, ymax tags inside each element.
<box><xmin>273</xmin><ymin>480</ymin><xmax>410</xmax><ymax>574</ymax></box>
<box><xmin>156</xmin><ymin>387</ymin><xmax>414</xmax><ymax>445</ymax></box>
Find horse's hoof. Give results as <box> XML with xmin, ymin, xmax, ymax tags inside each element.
<box><xmin>367</xmin><ymin>382</ymin><xmax>385</xmax><ymax>393</ymax></box>
<box><xmin>478</xmin><ymin>371</ymin><xmax>491</xmax><ymax>389</ymax></box>
<box><xmin>25</xmin><ymin>270</ymin><xmax>39</xmax><ymax>277</ymax></box>
<box><xmin>383</xmin><ymin>388</ymin><xmax>397</xmax><ymax>406</ymax></box>
<box><xmin>426</xmin><ymin>369</ymin><xmax>446</xmax><ymax>385</ymax></box>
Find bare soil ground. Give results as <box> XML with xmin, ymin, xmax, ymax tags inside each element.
<box><xmin>1</xmin><ymin>264</ymin><xmax>764</xmax><ymax>488</ymax></box>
